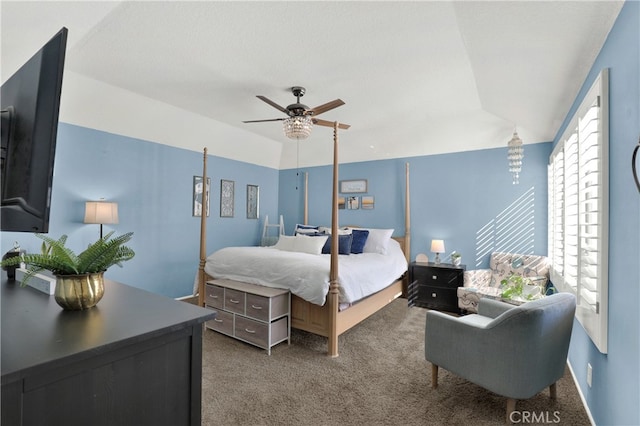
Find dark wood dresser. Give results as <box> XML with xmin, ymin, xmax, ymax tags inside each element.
<box><xmin>1</xmin><ymin>276</ymin><xmax>215</xmax><ymax>426</ymax></box>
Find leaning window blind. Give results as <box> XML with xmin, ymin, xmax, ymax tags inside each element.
<box><xmin>548</xmin><ymin>68</ymin><xmax>609</xmax><ymax>354</ymax></box>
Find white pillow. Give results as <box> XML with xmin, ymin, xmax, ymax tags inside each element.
<box><xmin>294</xmin><ymin>235</ymin><xmax>328</xmax><ymax>255</ymax></box>
<box><xmin>273</xmin><ymin>235</ymin><xmax>296</xmax><ymax>251</ymax></box>
<box><xmin>362</xmin><ymin>228</ymin><xmax>394</xmax><ymax>254</ymax></box>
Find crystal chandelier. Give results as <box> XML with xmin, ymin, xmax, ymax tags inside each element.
<box><xmin>508</xmin><ymin>130</ymin><xmax>524</xmax><ymax>184</ymax></box>
<box><xmin>283</xmin><ymin>115</ymin><xmax>313</xmax><ymax>140</ymax></box>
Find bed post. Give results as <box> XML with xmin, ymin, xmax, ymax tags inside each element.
<box><xmin>405</xmin><ymin>162</ymin><xmax>411</xmax><ymax>262</ymax></box>
<box><xmin>328</xmin><ymin>122</ymin><xmax>340</xmax><ymax>357</ymax></box>
<box><xmin>198</xmin><ymin>147</ymin><xmax>208</xmax><ymax>307</ymax></box>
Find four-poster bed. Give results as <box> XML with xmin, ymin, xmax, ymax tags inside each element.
<box><xmin>197</xmin><ymin>123</ymin><xmax>411</xmax><ymax>357</ymax></box>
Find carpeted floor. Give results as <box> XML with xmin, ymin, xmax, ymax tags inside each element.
<box><xmin>199</xmin><ymin>299</ymin><xmax>590</xmax><ymax>425</ymax></box>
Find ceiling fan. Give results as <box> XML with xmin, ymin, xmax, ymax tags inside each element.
<box><xmin>243</xmin><ymin>86</ymin><xmax>350</xmax><ymax>139</ymax></box>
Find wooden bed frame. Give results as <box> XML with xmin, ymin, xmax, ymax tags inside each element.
<box><xmin>197</xmin><ymin>123</ymin><xmax>411</xmax><ymax>357</ymax></box>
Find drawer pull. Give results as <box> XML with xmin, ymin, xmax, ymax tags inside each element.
<box><xmin>214</xmin><ymin>318</ymin><xmax>224</xmax><ymax>323</ymax></box>
<box><xmin>229</xmin><ymin>299</ymin><xmax>240</xmax><ymax>304</ymax></box>
<box><xmin>432</xmin><ymin>275</ymin><xmax>437</xmax><ymax>280</ymax></box>
<box><xmin>244</xmin><ymin>328</ymin><xmax>256</xmax><ymax>334</ymax></box>
<box><xmin>432</xmin><ymin>293</ymin><xmax>437</xmax><ymax>298</ymax></box>
<box><xmin>250</xmin><ymin>304</ymin><xmax>263</xmax><ymax>310</ymax></box>
<box><xmin>209</xmin><ymin>294</ymin><xmax>218</xmax><ymax>299</ymax></box>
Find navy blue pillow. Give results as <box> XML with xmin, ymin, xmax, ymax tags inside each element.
<box><xmin>322</xmin><ymin>234</ymin><xmax>353</xmax><ymax>255</ymax></box>
<box><xmin>350</xmin><ymin>229</ymin><xmax>370</xmax><ymax>254</ymax></box>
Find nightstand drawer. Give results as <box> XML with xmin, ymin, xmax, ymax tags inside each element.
<box><xmin>412</xmin><ymin>268</ymin><xmax>461</xmax><ymax>288</ymax></box>
<box><xmin>416</xmin><ymin>285</ymin><xmax>458</xmax><ymax>310</ymax></box>
<box><xmin>224</xmin><ymin>288</ymin><xmax>246</xmax><ymax>314</ymax></box>
<box><xmin>205</xmin><ymin>284</ymin><xmax>224</xmax><ymax>309</ymax></box>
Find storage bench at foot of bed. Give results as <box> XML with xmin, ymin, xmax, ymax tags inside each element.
<box><xmin>204</xmin><ymin>279</ymin><xmax>291</xmax><ymax>355</ymax></box>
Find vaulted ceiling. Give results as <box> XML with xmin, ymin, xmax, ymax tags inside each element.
<box><xmin>1</xmin><ymin>1</ymin><xmax>624</xmax><ymax>169</ymax></box>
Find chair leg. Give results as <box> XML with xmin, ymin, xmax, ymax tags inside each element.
<box><xmin>506</xmin><ymin>398</ymin><xmax>517</xmax><ymax>424</ymax></box>
<box><xmin>431</xmin><ymin>364</ymin><xmax>439</xmax><ymax>389</ymax></box>
<box><xmin>550</xmin><ymin>382</ymin><xmax>557</xmax><ymax>399</ymax></box>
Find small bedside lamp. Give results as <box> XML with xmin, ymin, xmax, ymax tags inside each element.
<box><xmin>430</xmin><ymin>239</ymin><xmax>445</xmax><ymax>264</ymax></box>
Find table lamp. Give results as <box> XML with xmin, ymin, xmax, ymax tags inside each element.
<box><xmin>431</xmin><ymin>239</ymin><xmax>445</xmax><ymax>264</ymax></box>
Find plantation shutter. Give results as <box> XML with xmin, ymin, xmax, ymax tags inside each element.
<box><xmin>548</xmin><ymin>69</ymin><xmax>608</xmax><ymax>354</ymax></box>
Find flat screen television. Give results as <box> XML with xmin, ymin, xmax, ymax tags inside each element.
<box><xmin>1</xmin><ymin>27</ymin><xmax>68</xmax><ymax>233</ymax></box>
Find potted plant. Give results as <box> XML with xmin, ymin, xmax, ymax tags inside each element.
<box><xmin>500</xmin><ymin>274</ymin><xmax>544</xmax><ymax>302</ymax></box>
<box><xmin>451</xmin><ymin>251</ymin><xmax>462</xmax><ymax>267</ymax></box>
<box><xmin>0</xmin><ymin>231</ymin><xmax>134</xmax><ymax>310</ymax></box>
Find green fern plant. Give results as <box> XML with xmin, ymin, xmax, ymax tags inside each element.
<box><xmin>1</xmin><ymin>231</ymin><xmax>135</xmax><ymax>285</ymax></box>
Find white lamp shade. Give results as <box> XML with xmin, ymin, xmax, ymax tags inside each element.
<box><xmin>430</xmin><ymin>239</ymin><xmax>445</xmax><ymax>253</ymax></box>
<box><xmin>84</xmin><ymin>201</ymin><xmax>119</xmax><ymax>225</ymax></box>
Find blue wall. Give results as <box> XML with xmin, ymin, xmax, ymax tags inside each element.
<box><xmin>1</xmin><ymin>123</ymin><xmax>279</xmax><ymax>298</ymax></box>
<box><xmin>553</xmin><ymin>2</ymin><xmax>639</xmax><ymax>425</ymax></box>
<box><xmin>280</xmin><ymin>142</ymin><xmax>551</xmax><ymax>269</ymax></box>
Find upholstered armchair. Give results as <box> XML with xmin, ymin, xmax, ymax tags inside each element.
<box><xmin>425</xmin><ymin>293</ymin><xmax>576</xmax><ymax>423</ymax></box>
<box><xmin>457</xmin><ymin>252</ymin><xmax>550</xmax><ymax>313</ymax></box>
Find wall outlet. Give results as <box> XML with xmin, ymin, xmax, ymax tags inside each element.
<box><xmin>587</xmin><ymin>363</ymin><xmax>593</xmax><ymax>387</ymax></box>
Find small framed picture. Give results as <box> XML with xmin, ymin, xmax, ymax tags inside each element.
<box><xmin>193</xmin><ymin>176</ymin><xmax>210</xmax><ymax>217</ymax></box>
<box><xmin>220</xmin><ymin>179</ymin><xmax>234</xmax><ymax>218</ymax></box>
<box><xmin>347</xmin><ymin>196</ymin><xmax>360</xmax><ymax>210</ymax></box>
<box><xmin>247</xmin><ymin>184</ymin><xmax>259</xmax><ymax>219</ymax></box>
<box><xmin>340</xmin><ymin>179</ymin><xmax>368</xmax><ymax>194</ymax></box>
<box><xmin>362</xmin><ymin>195</ymin><xmax>375</xmax><ymax>210</ymax></box>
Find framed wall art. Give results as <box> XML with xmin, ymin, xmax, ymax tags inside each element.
<box><xmin>346</xmin><ymin>196</ymin><xmax>360</xmax><ymax>210</ymax></box>
<box><xmin>192</xmin><ymin>176</ymin><xmax>210</xmax><ymax>217</ymax></box>
<box><xmin>340</xmin><ymin>179</ymin><xmax>368</xmax><ymax>194</ymax></box>
<box><xmin>247</xmin><ymin>184</ymin><xmax>259</xmax><ymax>219</ymax></box>
<box><xmin>361</xmin><ymin>195</ymin><xmax>375</xmax><ymax>210</ymax></box>
<box><xmin>220</xmin><ymin>179</ymin><xmax>234</xmax><ymax>218</ymax></box>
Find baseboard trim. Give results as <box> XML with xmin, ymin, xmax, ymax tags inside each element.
<box><xmin>175</xmin><ymin>295</ymin><xmax>194</xmax><ymax>301</ymax></box>
<box><xmin>567</xmin><ymin>360</ymin><xmax>595</xmax><ymax>426</ymax></box>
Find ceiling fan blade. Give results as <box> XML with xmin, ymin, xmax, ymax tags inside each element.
<box><xmin>309</xmin><ymin>99</ymin><xmax>345</xmax><ymax>116</ymax></box>
<box><xmin>256</xmin><ymin>96</ymin><xmax>289</xmax><ymax>114</ymax></box>
<box><xmin>242</xmin><ymin>118</ymin><xmax>285</xmax><ymax>123</ymax></box>
<box><xmin>312</xmin><ymin>118</ymin><xmax>350</xmax><ymax>130</ymax></box>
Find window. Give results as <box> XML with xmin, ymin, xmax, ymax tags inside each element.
<box><xmin>548</xmin><ymin>69</ymin><xmax>609</xmax><ymax>354</ymax></box>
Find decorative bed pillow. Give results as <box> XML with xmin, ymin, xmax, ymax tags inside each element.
<box><xmin>321</xmin><ymin>234</ymin><xmax>353</xmax><ymax>255</ymax></box>
<box><xmin>318</xmin><ymin>226</ymin><xmax>351</xmax><ymax>235</ymax></box>
<box><xmin>273</xmin><ymin>235</ymin><xmax>296</xmax><ymax>251</ymax></box>
<box><xmin>294</xmin><ymin>235</ymin><xmax>328</xmax><ymax>255</ymax></box>
<box><xmin>350</xmin><ymin>229</ymin><xmax>369</xmax><ymax>254</ymax></box>
<box><xmin>361</xmin><ymin>228</ymin><xmax>394</xmax><ymax>254</ymax></box>
<box><xmin>295</xmin><ymin>224</ymin><xmax>322</xmax><ymax>236</ymax></box>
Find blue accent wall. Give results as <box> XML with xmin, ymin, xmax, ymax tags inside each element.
<box><xmin>553</xmin><ymin>2</ymin><xmax>639</xmax><ymax>425</ymax></box>
<box><xmin>280</xmin><ymin>142</ymin><xmax>551</xmax><ymax>268</ymax></box>
<box><xmin>1</xmin><ymin>123</ymin><xmax>279</xmax><ymax>298</ymax></box>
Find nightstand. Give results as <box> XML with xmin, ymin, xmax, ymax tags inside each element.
<box><xmin>408</xmin><ymin>261</ymin><xmax>466</xmax><ymax>313</ymax></box>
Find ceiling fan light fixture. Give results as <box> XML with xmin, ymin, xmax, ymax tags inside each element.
<box><xmin>283</xmin><ymin>115</ymin><xmax>313</xmax><ymax>140</ymax></box>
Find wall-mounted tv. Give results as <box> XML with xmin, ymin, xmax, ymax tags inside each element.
<box><xmin>1</xmin><ymin>27</ymin><xmax>68</xmax><ymax>233</ymax></box>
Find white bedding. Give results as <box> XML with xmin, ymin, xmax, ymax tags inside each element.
<box><xmin>200</xmin><ymin>238</ymin><xmax>407</xmax><ymax>306</ymax></box>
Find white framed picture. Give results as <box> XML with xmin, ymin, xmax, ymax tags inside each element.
<box><xmin>340</xmin><ymin>179</ymin><xmax>368</xmax><ymax>194</ymax></box>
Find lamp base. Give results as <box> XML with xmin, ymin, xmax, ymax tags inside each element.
<box><xmin>434</xmin><ymin>253</ymin><xmax>441</xmax><ymax>264</ymax></box>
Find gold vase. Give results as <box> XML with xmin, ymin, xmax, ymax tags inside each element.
<box><xmin>55</xmin><ymin>272</ymin><xmax>105</xmax><ymax>310</ymax></box>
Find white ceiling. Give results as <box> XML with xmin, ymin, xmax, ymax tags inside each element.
<box><xmin>1</xmin><ymin>1</ymin><xmax>624</xmax><ymax>170</ymax></box>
